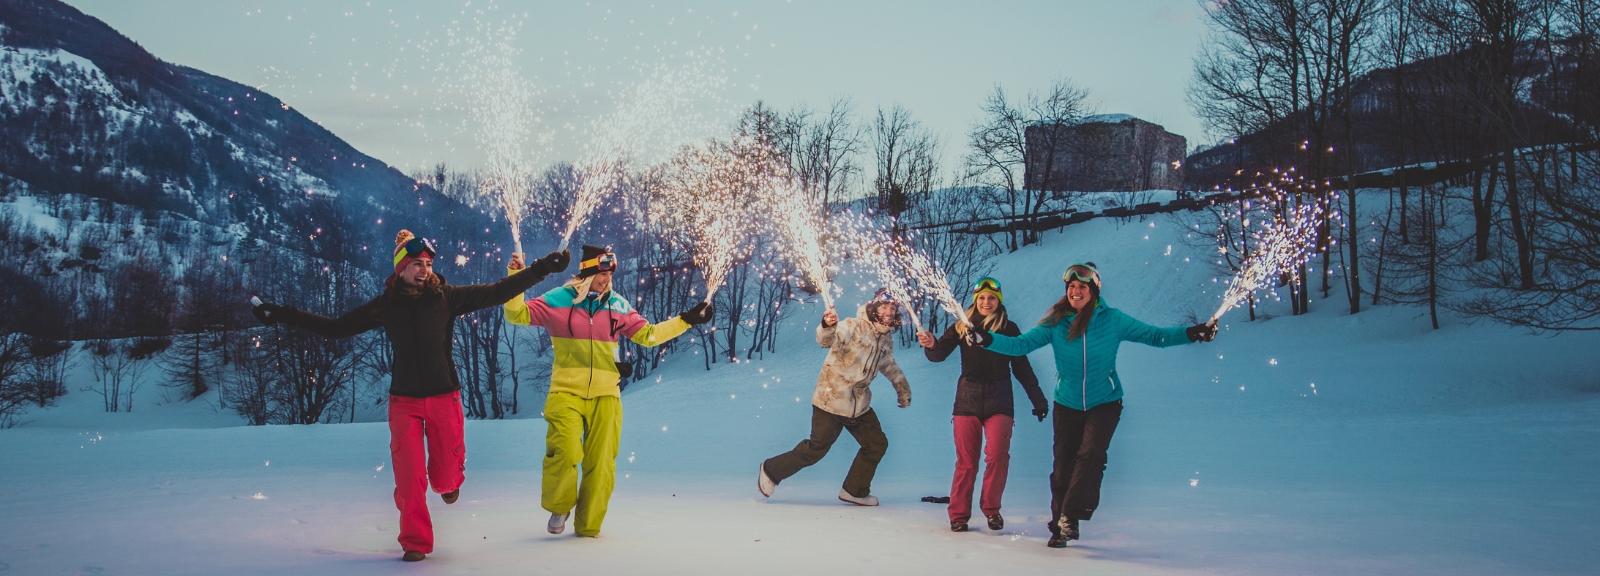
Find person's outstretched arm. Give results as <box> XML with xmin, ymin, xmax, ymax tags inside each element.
<box><xmin>258</xmin><ymin>296</ymin><xmax>384</xmax><ymax>339</ymax></box>
<box><xmin>1112</xmin><ymin>309</ymin><xmax>1192</xmax><ymax>348</ymax></box>
<box><xmin>984</xmin><ymin>323</ymin><xmax>1056</xmax><ymax>357</ymax></box>
<box><xmin>449</xmin><ymin>250</ymin><xmax>569</xmax><ymax>316</ymax></box>
<box><xmin>1005</xmin><ymin>323</ymin><xmax>1049</xmax><ymax>419</ymax></box>
<box><xmin>615</xmin><ymin>301</ymin><xmax>711</xmax><ymax>348</ymax></box>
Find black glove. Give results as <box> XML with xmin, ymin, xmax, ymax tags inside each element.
<box><xmin>680</xmin><ymin>301</ymin><xmax>714</xmax><ymax>325</ymax></box>
<box><xmin>963</xmin><ymin>325</ymin><xmax>993</xmax><ymax>348</ymax></box>
<box><xmin>1032</xmin><ymin>408</ymin><xmax>1049</xmax><ymax>422</ymax></box>
<box><xmin>1186</xmin><ymin>322</ymin><xmax>1218</xmax><ymax>342</ymax></box>
<box><xmin>531</xmin><ymin>250</ymin><xmax>571</xmax><ymax>275</ymax></box>
<box><xmin>251</xmin><ymin>302</ymin><xmax>283</xmax><ymax>326</ymax></box>
<box><xmin>615</xmin><ymin>361</ymin><xmax>634</xmax><ymax>379</ymax></box>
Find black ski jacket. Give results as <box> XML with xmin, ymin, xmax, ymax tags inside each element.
<box><xmin>924</xmin><ymin>319</ymin><xmax>1047</xmax><ymax>419</ymax></box>
<box><xmin>274</xmin><ymin>266</ymin><xmax>549</xmax><ymax>398</ymax></box>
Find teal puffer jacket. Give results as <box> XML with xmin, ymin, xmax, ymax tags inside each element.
<box><xmin>985</xmin><ymin>298</ymin><xmax>1190</xmax><ymax>411</ymax></box>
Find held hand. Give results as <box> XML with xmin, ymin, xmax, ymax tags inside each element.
<box><xmin>680</xmin><ymin>301</ymin><xmax>714</xmax><ymax>325</ymax></box>
<box><xmin>916</xmin><ymin>330</ymin><xmax>935</xmax><ymax>348</ymax></box>
<box><xmin>1186</xmin><ymin>321</ymin><xmax>1218</xmax><ymax>343</ymax></box>
<box><xmin>532</xmin><ymin>250</ymin><xmax>571</xmax><ymax>274</ymax></box>
<box><xmin>963</xmin><ymin>325</ymin><xmax>993</xmax><ymax>348</ymax></box>
<box><xmin>821</xmin><ymin>308</ymin><xmax>838</xmax><ymax>328</ymax></box>
<box><xmin>1032</xmin><ymin>408</ymin><xmax>1049</xmax><ymax>422</ymax></box>
<box><xmin>251</xmin><ymin>302</ymin><xmax>283</xmax><ymax>326</ymax></box>
<box><xmin>508</xmin><ymin>252</ymin><xmax>526</xmax><ymax>271</ymax></box>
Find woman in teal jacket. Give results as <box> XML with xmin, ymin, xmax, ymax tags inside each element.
<box><xmin>966</xmin><ymin>262</ymin><xmax>1217</xmax><ymax>548</ymax></box>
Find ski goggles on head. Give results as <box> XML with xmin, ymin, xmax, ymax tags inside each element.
<box><xmin>392</xmin><ymin>237</ymin><xmax>438</xmax><ymax>267</ymax></box>
<box><xmin>872</xmin><ymin>287</ymin><xmax>897</xmax><ymax>302</ymax></box>
<box><xmin>581</xmin><ymin>252</ymin><xmax>617</xmax><ymax>272</ymax></box>
<box><xmin>972</xmin><ymin>277</ymin><xmax>1003</xmax><ymax>302</ymax></box>
<box><xmin>1063</xmin><ymin>264</ymin><xmax>1100</xmax><ymax>289</ymax></box>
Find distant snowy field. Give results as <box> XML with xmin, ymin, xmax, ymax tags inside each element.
<box><xmin>3</xmin><ymin>200</ymin><xmax>1599</xmax><ymax>575</ymax></box>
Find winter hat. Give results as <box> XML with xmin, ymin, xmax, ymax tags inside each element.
<box><xmin>392</xmin><ymin>230</ymin><xmax>437</xmax><ymax>275</ymax></box>
<box><xmin>576</xmin><ymin>245</ymin><xmax>616</xmax><ymax>278</ymax></box>
<box><xmin>867</xmin><ymin>287</ymin><xmax>903</xmax><ymax>326</ymax></box>
<box><xmin>1063</xmin><ymin>262</ymin><xmax>1100</xmax><ymax>292</ymax></box>
<box><xmin>972</xmin><ymin>276</ymin><xmax>1003</xmax><ymax>303</ymax></box>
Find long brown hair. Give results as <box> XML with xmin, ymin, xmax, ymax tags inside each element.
<box><xmin>1040</xmin><ymin>284</ymin><xmax>1099</xmax><ymax>341</ymax></box>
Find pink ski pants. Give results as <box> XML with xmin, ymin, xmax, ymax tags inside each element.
<box><xmin>389</xmin><ymin>391</ymin><xmax>465</xmax><ymax>554</ymax></box>
<box><xmin>948</xmin><ymin>414</ymin><xmax>1013</xmax><ymax>522</ymax></box>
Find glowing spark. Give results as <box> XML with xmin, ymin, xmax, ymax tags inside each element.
<box><xmin>1211</xmin><ymin>197</ymin><xmax>1324</xmax><ymax>323</ymax></box>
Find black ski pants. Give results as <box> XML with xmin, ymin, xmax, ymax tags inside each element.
<box><xmin>763</xmin><ymin>406</ymin><xmax>888</xmax><ymax>498</ymax></box>
<box><xmin>1049</xmin><ymin>399</ymin><xmax>1122</xmax><ymax>529</ymax></box>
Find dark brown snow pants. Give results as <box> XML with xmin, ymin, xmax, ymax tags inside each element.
<box><xmin>763</xmin><ymin>406</ymin><xmax>888</xmax><ymax>498</ymax></box>
<box><xmin>1050</xmin><ymin>399</ymin><xmax>1122</xmax><ymax>530</ymax></box>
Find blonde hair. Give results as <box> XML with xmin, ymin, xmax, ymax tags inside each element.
<box><xmin>564</xmin><ymin>275</ymin><xmax>597</xmax><ymax>295</ymax></box>
<box><xmin>954</xmin><ymin>303</ymin><xmax>1008</xmax><ymax>338</ymax></box>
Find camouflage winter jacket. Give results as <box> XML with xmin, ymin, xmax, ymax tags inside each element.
<box><xmin>811</xmin><ymin>306</ymin><xmax>912</xmax><ymax>418</ymax></box>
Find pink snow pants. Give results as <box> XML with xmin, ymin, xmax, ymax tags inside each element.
<box><xmin>388</xmin><ymin>391</ymin><xmax>465</xmax><ymax>554</ymax></box>
<box><xmin>948</xmin><ymin>414</ymin><xmax>1013</xmax><ymax>522</ymax></box>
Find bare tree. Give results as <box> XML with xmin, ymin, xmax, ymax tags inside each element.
<box><xmin>966</xmin><ymin>80</ymin><xmax>1091</xmax><ymax>250</ymax></box>
<box><xmin>873</xmin><ymin>105</ymin><xmax>941</xmax><ymax>231</ymax></box>
<box><xmin>781</xmin><ymin>97</ymin><xmax>864</xmax><ymax>222</ymax></box>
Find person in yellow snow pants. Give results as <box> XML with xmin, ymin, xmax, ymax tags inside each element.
<box><xmin>541</xmin><ymin>393</ymin><xmax>622</xmax><ymax>536</ymax></box>
<box><xmin>506</xmin><ymin>245</ymin><xmax>713</xmax><ymax>536</ymax></box>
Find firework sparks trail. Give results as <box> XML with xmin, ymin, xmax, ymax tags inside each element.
<box><xmin>890</xmin><ymin>235</ymin><xmax>972</xmax><ymax>328</ymax></box>
<box><xmin>650</xmin><ymin>133</ymin><xmax>773</xmax><ymax>302</ymax></box>
<box><xmin>560</xmin><ymin>59</ymin><xmax>730</xmax><ymax>251</ymax></box>
<box><xmin>768</xmin><ymin>180</ymin><xmax>835</xmax><ymax>308</ymax></box>
<box><xmin>1211</xmin><ymin>198</ymin><xmax>1324</xmax><ymax>323</ymax></box>
<box><xmin>451</xmin><ymin>13</ymin><xmax>553</xmax><ymax>256</ymax></box>
<box><xmin>831</xmin><ymin>211</ymin><xmax>923</xmax><ymax>330</ymax></box>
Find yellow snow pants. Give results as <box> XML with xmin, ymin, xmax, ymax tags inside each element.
<box><xmin>541</xmin><ymin>391</ymin><xmax>623</xmax><ymax>536</ymax></box>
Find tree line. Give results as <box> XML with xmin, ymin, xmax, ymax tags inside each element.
<box><xmin>1188</xmin><ymin>0</ymin><xmax>1600</xmax><ymax>330</ymax></box>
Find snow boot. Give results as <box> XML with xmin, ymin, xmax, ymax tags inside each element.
<box><xmin>950</xmin><ymin>520</ymin><xmax>968</xmax><ymax>532</ymax></box>
<box><xmin>402</xmin><ymin>550</ymin><xmax>426</xmax><ymax>562</ymax></box>
<box><xmin>1047</xmin><ymin>533</ymin><xmax>1068</xmax><ymax>548</ymax></box>
<box><xmin>757</xmin><ymin>463</ymin><xmax>776</xmax><ymax>498</ymax></box>
<box><xmin>547</xmin><ymin>512</ymin><xmax>571</xmax><ymax>535</ymax></box>
<box><xmin>838</xmin><ymin>489</ymin><xmax>878</xmax><ymax>506</ymax></box>
<box><xmin>441</xmin><ymin>489</ymin><xmax>459</xmax><ymax>504</ymax></box>
<box><xmin>986</xmin><ymin>514</ymin><xmax>1004</xmax><ymax>531</ymax></box>
<box><xmin>1058</xmin><ymin>517</ymin><xmax>1080</xmax><ymax>541</ymax></box>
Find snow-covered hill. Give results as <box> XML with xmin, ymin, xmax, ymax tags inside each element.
<box><xmin>0</xmin><ymin>1</ymin><xmax>497</xmax><ymax>338</ymax></box>
<box><xmin>3</xmin><ymin>202</ymin><xmax>1597</xmax><ymax>575</ymax></box>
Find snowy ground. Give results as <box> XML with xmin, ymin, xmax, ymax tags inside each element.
<box><xmin>3</xmin><ymin>207</ymin><xmax>1599</xmax><ymax>575</ymax></box>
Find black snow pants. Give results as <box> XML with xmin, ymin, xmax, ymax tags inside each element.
<box><xmin>1049</xmin><ymin>399</ymin><xmax>1122</xmax><ymax>531</ymax></box>
<box><xmin>763</xmin><ymin>406</ymin><xmax>888</xmax><ymax>498</ymax></box>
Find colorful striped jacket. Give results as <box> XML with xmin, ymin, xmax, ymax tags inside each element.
<box><xmin>504</xmin><ymin>283</ymin><xmax>691</xmax><ymax>399</ymax></box>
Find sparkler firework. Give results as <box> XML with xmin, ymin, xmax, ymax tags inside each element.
<box><xmin>560</xmin><ymin>59</ymin><xmax>731</xmax><ymax>251</ymax></box>
<box><xmin>830</xmin><ymin>211</ymin><xmax>924</xmax><ymax>330</ymax></box>
<box><xmin>449</xmin><ymin>12</ymin><xmax>554</xmax><ymax>256</ymax></box>
<box><xmin>1211</xmin><ymin>197</ymin><xmax>1325</xmax><ymax>323</ymax></box>
<box><xmin>889</xmin><ymin>234</ymin><xmax>972</xmax><ymax>328</ymax></box>
<box><xmin>651</xmin><ymin>133</ymin><xmax>778</xmax><ymax>302</ymax></box>
<box><xmin>769</xmin><ymin>181</ymin><xmax>835</xmax><ymax>308</ymax></box>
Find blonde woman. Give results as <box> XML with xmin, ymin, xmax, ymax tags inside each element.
<box><xmin>504</xmin><ymin>244</ymin><xmax>713</xmax><ymax>538</ymax></box>
<box><xmin>916</xmin><ymin>277</ymin><xmax>1047</xmax><ymax>533</ymax></box>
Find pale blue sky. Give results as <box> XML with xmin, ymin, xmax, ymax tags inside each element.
<box><xmin>62</xmin><ymin>0</ymin><xmax>1211</xmax><ymax>177</ymax></box>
